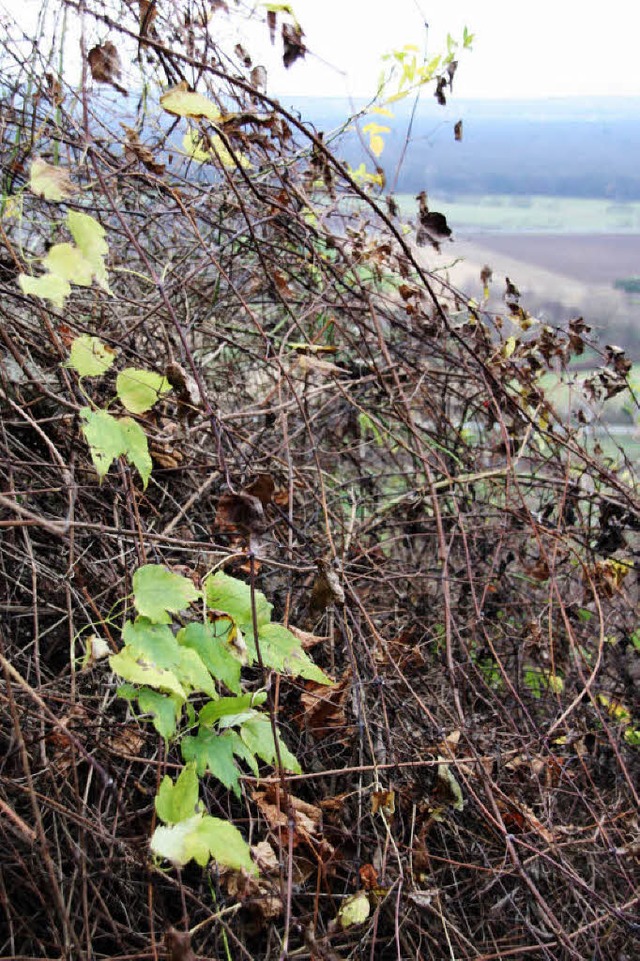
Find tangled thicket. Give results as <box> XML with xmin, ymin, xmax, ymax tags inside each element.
<box><xmin>1</xmin><ymin>3</ymin><xmax>639</xmax><ymax>959</ymax></box>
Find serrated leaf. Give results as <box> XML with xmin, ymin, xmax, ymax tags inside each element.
<box><xmin>204</xmin><ymin>571</ymin><xmax>272</xmax><ymax>634</ymax></box>
<box><xmin>160</xmin><ymin>83</ymin><xmax>221</xmax><ymax>122</ymax></box>
<box><xmin>138</xmin><ymin>688</ymin><xmax>182</xmax><ymax>740</ymax></box>
<box><xmin>151</xmin><ymin>814</ymin><xmax>209</xmax><ymax>866</ymax></box>
<box><xmin>119</xmin><ymin>417</ymin><xmax>152</xmax><ymax>488</ymax></box>
<box><xmin>123</xmin><ymin>618</ymin><xmax>180</xmax><ymax>667</ymax></box>
<box><xmin>80</xmin><ymin>408</ymin><xmax>127</xmax><ymax>479</ymax></box>
<box><xmin>133</xmin><ymin>564</ymin><xmax>200</xmax><ymax>622</ymax></box>
<box><xmin>151</xmin><ymin>812</ymin><xmax>256</xmax><ymax>872</ymax></box>
<box><xmin>67</xmin><ymin>210</ymin><xmax>111</xmax><ymax>293</ymax></box>
<box><xmin>116</xmin><ymin>367</ymin><xmax>172</xmax><ymax>414</ymax></box>
<box><xmin>80</xmin><ymin>409</ymin><xmax>152</xmax><ymax>488</ymax></box>
<box><xmin>177</xmin><ymin>622</ymin><xmax>242</xmax><ymax>693</ymax></box>
<box><xmin>67</xmin><ymin>334</ymin><xmax>116</xmax><ymax>377</ymax></box>
<box><xmin>29</xmin><ymin>158</ymin><xmax>74</xmax><ymax>201</ymax></box>
<box><xmin>197</xmin><ymin>814</ymin><xmax>256</xmax><ymax>873</ymax></box>
<box><xmin>257</xmin><ymin>622</ymin><xmax>332</xmax><ymax>683</ymax></box>
<box><xmin>176</xmin><ymin>646</ymin><xmax>217</xmax><ymax>699</ymax></box>
<box><xmin>155</xmin><ymin>763</ymin><xmax>200</xmax><ymax>823</ymax></box>
<box><xmin>181</xmin><ymin>727</ymin><xmax>244</xmax><ymax>796</ymax></box>
<box><xmin>199</xmin><ymin>692</ymin><xmax>268</xmax><ymax>727</ymax></box>
<box><xmin>44</xmin><ymin>244</ymin><xmax>94</xmax><ymax>285</ymax></box>
<box><xmin>240</xmin><ymin>714</ymin><xmax>301</xmax><ymax>774</ymax></box>
<box><xmin>109</xmin><ymin>648</ymin><xmax>186</xmax><ymax>699</ymax></box>
<box><xmin>19</xmin><ymin>271</ymin><xmax>71</xmax><ymax>309</ymax></box>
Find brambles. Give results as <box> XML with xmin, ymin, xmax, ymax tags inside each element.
<box><xmin>1</xmin><ymin>2</ymin><xmax>638</xmax><ymax>959</ymax></box>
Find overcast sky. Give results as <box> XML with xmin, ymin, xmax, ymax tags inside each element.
<box><xmin>263</xmin><ymin>0</ymin><xmax>640</xmax><ymax>100</ymax></box>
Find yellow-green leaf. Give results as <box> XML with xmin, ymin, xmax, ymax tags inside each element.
<box><xmin>29</xmin><ymin>158</ymin><xmax>74</xmax><ymax>201</ymax></box>
<box><xmin>160</xmin><ymin>83</ymin><xmax>221</xmax><ymax>122</ymax></box>
<box><xmin>43</xmin><ymin>243</ymin><xmax>94</xmax><ymax>285</ymax></box>
<box><xmin>67</xmin><ymin>334</ymin><xmax>117</xmax><ymax>377</ymax></box>
<box><xmin>338</xmin><ymin>891</ymin><xmax>371</xmax><ymax>929</ymax></box>
<box><xmin>67</xmin><ymin>210</ymin><xmax>111</xmax><ymax>293</ymax></box>
<box><xmin>18</xmin><ymin>272</ymin><xmax>71</xmax><ymax>309</ymax></box>
<box><xmin>116</xmin><ymin>367</ymin><xmax>172</xmax><ymax>414</ymax></box>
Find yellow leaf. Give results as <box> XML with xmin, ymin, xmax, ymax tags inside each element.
<box><xmin>44</xmin><ymin>244</ymin><xmax>94</xmax><ymax>286</ymax></box>
<box><xmin>160</xmin><ymin>82</ymin><xmax>221</xmax><ymax>122</ymax></box>
<box><xmin>369</xmin><ymin>134</ymin><xmax>385</xmax><ymax>158</ymax></box>
<box><xmin>29</xmin><ymin>158</ymin><xmax>74</xmax><ymax>201</ymax></box>
<box><xmin>182</xmin><ymin>129</ymin><xmax>251</xmax><ymax>169</ymax></box>
<box><xmin>19</xmin><ymin>272</ymin><xmax>71</xmax><ymax>309</ymax></box>
<box><xmin>338</xmin><ymin>891</ymin><xmax>370</xmax><ymax>929</ymax></box>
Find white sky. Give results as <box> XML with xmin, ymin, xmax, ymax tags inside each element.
<box><xmin>263</xmin><ymin>0</ymin><xmax>640</xmax><ymax>100</ymax></box>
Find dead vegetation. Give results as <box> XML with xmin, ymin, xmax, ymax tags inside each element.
<box><xmin>1</xmin><ymin>3</ymin><xmax>639</xmax><ymax>959</ymax></box>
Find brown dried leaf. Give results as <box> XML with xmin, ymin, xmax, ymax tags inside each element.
<box><xmin>88</xmin><ymin>42</ymin><xmax>127</xmax><ymax>95</ymax></box>
<box><xmin>122</xmin><ymin>126</ymin><xmax>165</xmax><ymax>174</ymax></box>
<box><xmin>165</xmin><ymin>928</ymin><xmax>195</xmax><ymax>961</ymax></box>
<box><xmin>282</xmin><ymin>22</ymin><xmax>306</xmax><ymax>69</ymax></box>
<box><xmin>215</xmin><ymin>491</ymin><xmax>265</xmax><ymax>535</ymax></box>
<box><xmin>297</xmin><ymin>672</ymin><xmax>349</xmax><ymax>739</ymax></box>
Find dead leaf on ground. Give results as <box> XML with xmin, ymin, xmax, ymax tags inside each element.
<box><xmin>215</xmin><ymin>491</ymin><xmax>266</xmax><ymax>535</ymax></box>
<box><xmin>296</xmin><ymin>672</ymin><xmax>350</xmax><ymax>740</ymax></box>
<box><xmin>165</xmin><ymin>928</ymin><xmax>195</xmax><ymax>961</ymax></box>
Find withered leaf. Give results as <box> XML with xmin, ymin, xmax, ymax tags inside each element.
<box><xmin>165</xmin><ymin>928</ymin><xmax>195</xmax><ymax>961</ymax></box>
<box><xmin>245</xmin><ymin>473</ymin><xmax>275</xmax><ymax>507</ymax></box>
<box><xmin>454</xmin><ymin>119</ymin><xmax>463</xmax><ymax>141</ymax></box>
<box><xmin>122</xmin><ymin>127</ymin><xmax>165</xmax><ymax>175</ymax></box>
<box><xmin>282</xmin><ymin>22</ymin><xmax>306</xmax><ymax>69</ymax></box>
<box><xmin>251</xmin><ymin>65</ymin><xmax>268</xmax><ymax>90</ymax></box>
<box><xmin>215</xmin><ymin>491</ymin><xmax>265</xmax><ymax>535</ymax></box>
<box><xmin>88</xmin><ymin>43</ymin><xmax>127</xmax><ymax>96</ymax></box>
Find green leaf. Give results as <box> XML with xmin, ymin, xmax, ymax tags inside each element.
<box><xmin>67</xmin><ymin>335</ymin><xmax>117</xmax><ymax>377</ymax></box>
<box><xmin>204</xmin><ymin>571</ymin><xmax>272</xmax><ymax>633</ymax></box>
<box><xmin>181</xmin><ymin>727</ymin><xmax>244</xmax><ymax>796</ymax></box>
<box><xmin>67</xmin><ymin>210</ymin><xmax>111</xmax><ymax>293</ymax></box>
<box><xmin>133</xmin><ymin>564</ymin><xmax>200</xmax><ymax>623</ymax></box>
<box><xmin>80</xmin><ymin>408</ymin><xmax>128</xmax><ymax>479</ymax></box>
<box><xmin>240</xmin><ymin>714</ymin><xmax>301</xmax><ymax>774</ymax></box>
<box><xmin>18</xmin><ymin>271</ymin><xmax>71</xmax><ymax>309</ymax></box>
<box><xmin>155</xmin><ymin>763</ymin><xmax>200</xmax><ymax>823</ymax></box>
<box><xmin>80</xmin><ymin>409</ymin><xmax>152</xmax><ymax>488</ymax></box>
<box><xmin>119</xmin><ymin>417</ymin><xmax>152</xmax><ymax>488</ymax></box>
<box><xmin>109</xmin><ymin>648</ymin><xmax>186</xmax><ymax>699</ymax></box>
<box><xmin>175</xmin><ymin>646</ymin><xmax>218</xmax><ymax>699</ymax></box>
<box><xmin>151</xmin><ymin>814</ymin><xmax>209</xmax><ymax>866</ymax></box>
<box><xmin>197</xmin><ymin>814</ymin><xmax>256</xmax><ymax>873</ymax></box>
<box><xmin>199</xmin><ymin>692</ymin><xmax>268</xmax><ymax>727</ymax></box>
<box><xmin>123</xmin><ymin>617</ymin><xmax>180</xmax><ymax>666</ymax></box>
<box><xmin>29</xmin><ymin>158</ymin><xmax>74</xmax><ymax>201</ymax></box>
<box><xmin>151</xmin><ymin>812</ymin><xmax>256</xmax><ymax>872</ymax></box>
<box><xmin>116</xmin><ymin>368</ymin><xmax>172</xmax><ymax>414</ymax></box>
<box><xmin>138</xmin><ymin>688</ymin><xmax>182</xmax><ymax>741</ymax></box>
<box><xmin>177</xmin><ymin>622</ymin><xmax>242</xmax><ymax>693</ymax></box>
<box><xmin>257</xmin><ymin>623</ymin><xmax>332</xmax><ymax>683</ymax></box>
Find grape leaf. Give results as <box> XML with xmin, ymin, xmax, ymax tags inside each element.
<box><xmin>67</xmin><ymin>335</ymin><xmax>116</xmax><ymax>377</ymax></box>
<box><xmin>155</xmin><ymin>763</ymin><xmax>200</xmax><ymax>823</ymax></box>
<box><xmin>199</xmin><ymin>692</ymin><xmax>268</xmax><ymax>727</ymax></box>
<box><xmin>80</xmin><ymin>408</ymin><xmax>129</xmax><ymax>478</ymax></box>
<box><xmin>109</xmin><ymin>648</ymin><xmax>186</xmax><ymax>698</ymax></box>
<box><xmin>240</xmin><ymin>714</ymin><xmax>301</xmax><ymax>774</ymax></box>
<box><xmin>151</xmin><ymin>812</ymin><xmax>256</xmax><ymax>872</ymax></box>
<box><xmin>204</xmin><ymin>571</ymin><xmax>272</xmax><ymax>633</ymax></box>
<box><xmin>181</xmin><ymin>727</ymin><xmax>244</xmax><ymax>796</ymax></box>
<box><xmin>257</xmin><ymin>623</ymin><xmax>332</xmax><ymax>684</ymax></box>
<box><xmin>338</xmin><ymin>891</ymin><xmax>371</xmax><ymax>929</ymax></box>
<box><xmin>29</xmin><ymin>158</ymin><xmax>74</xmax><ymax>201</ymax></box>
<box><xmin>119</xmin><ymin>417</ymin><xmax>152</xmax><ymax>488</ymax></box>
<box><xmin>67</xmin><ymin>210</ymin><xmax>111</xmax><ymax>293</ymax></box>
<box><xmin>80</xmin><ymin>408</ymin><xmax>152</xmax><ymax>488</ymax></box>
<box><xmin>44</xmin><ymin>244</ymin><xmax>94</xmax><ymax>285</ymax></box>
<box><xmin>137</xmin><ymin>688</ymin><xmax>182</xmax><ymax>741</ymax></box>
<box><xmin>133</xmin><ymin>564</ymin><xmax>200</xmax><ymax>622</ymax></box>
<box><xmin>177</xmin><ymin>622</ymin><xmax>242</xmax><ymax>693</ymax></box>
<box><xmin>160</xmin><ymin>83</ymin><xmax>221</xmax><ymax>122</ymax></box>
<box><xmin>116</xmin><ymin>367</ymin><xmax>172</xmax><ymax>414</ymax></box>
<box><xmin>123</xmin><ymin>618</ymin><xmax>180</xmax><ymax>667</ymax></box>
<box><xmin>19</xmin><ymin>272</ymin><xmax>71</xmax><ymax>309</ymax></box>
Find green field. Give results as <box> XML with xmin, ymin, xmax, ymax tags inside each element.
<box><xmin>395</xmin><ymin>194</ymin><xmax>640</xmax><ymax>234</ymax></box>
